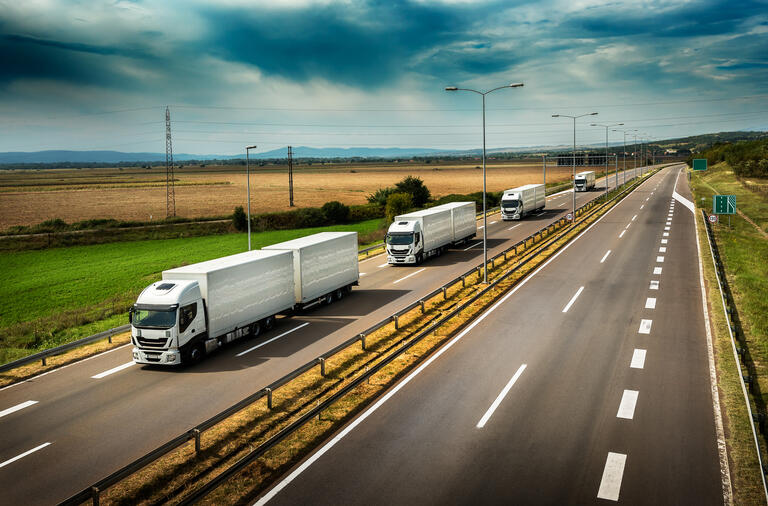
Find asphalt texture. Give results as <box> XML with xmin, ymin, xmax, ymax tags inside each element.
<box><xmin>0</xmin><ymin>166</ymin><xmax>678</xmax><ymax>504</ymax></box>
<box><xmin>256</xmin><ymin>166</ymin><xmax>724</xmax><ymax>505</ymax></box>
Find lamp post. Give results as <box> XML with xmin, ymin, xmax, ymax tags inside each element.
<box><xmin>552</xmin><ymin>112</ymin><xmax>598</xmax><ymax>224</ymax></box>
<box><xmin>590</xmin><ymin>122</ymin><xmax>623</xmax><ymax>198</ymax></box>
<box><xmin>245</xmin><ymin>144</ymin><xmax>257</xmax><ymax>250</ymax></box>
<box><xmin>446</xmin><ymin>82</ymin><xmax>524</xmax><ymax>283</ymax></box>
<box><xmin>612</xmin><ymin>129</ymin><xmax>636</xmax><ymax>185</ymax></box>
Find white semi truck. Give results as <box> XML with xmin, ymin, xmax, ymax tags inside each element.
<box><xmin>500</xmin><ymin>184</ymin><xmax>546</xmax><ymax>221</ymax></box>
<box><xmin>386</xmin><ymin>202</ymin><xmax>476</xmax><ymax>265</ymax></box>
<box><xmin>574</xmin><ymin>170</ymin><xmax>596</xmax><ymax>191</ymax></box>
<box><xmin>130</xmin><ymin>232</ymin><xmax>358</xmax><ymax>365</ymax></box>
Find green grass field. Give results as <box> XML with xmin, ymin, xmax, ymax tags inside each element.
<box><xmin>0</xmin><ymin>218</ymin><xmax>385</xmax><ymax>363</ymax></box>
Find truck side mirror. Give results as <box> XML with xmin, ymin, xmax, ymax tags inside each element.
<box><xmin>128</xmin><ymin>308</ymin><xmax>133</xmax><ymax>324</ymax></box>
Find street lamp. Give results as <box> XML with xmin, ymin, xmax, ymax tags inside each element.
<box><xmin>612</xmin><ymin>129</ymin><xmax>637</xmax><ymax>185</ymax></box>
<box><xmin>590</xmin><ymin>122</ymin><xmax>623</xmax><ymax>198</ymax></box>
<box><xmin>446</xmin><ymin>82</ymin><xmax>524</xmax><ymax>283</ymax></box>
<box><xmin>552</xmin><ymin>112</ymin><xmax>598</xmax><ymax>224</ymax></box>
<box><xmin>245</xmin><ymin>144</ymin><xmax>257</xmax><ymax>250</ymax></box>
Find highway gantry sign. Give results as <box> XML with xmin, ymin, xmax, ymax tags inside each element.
<box><xmin>693</xmin><ymin>159</ymin><xmax>708</xmax><ymax>171</ymax></box>
<box><xmin>713</xmin><ymin>195</ymin><xmax>736</xmax><ymax>215</ymax></box>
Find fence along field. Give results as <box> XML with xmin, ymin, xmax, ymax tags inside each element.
<box><xmin>0</xmin><ymin>160</ymin><xmax>574</xmax><ymax>229</ymax></box>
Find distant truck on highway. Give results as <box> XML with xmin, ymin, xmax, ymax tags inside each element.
<box><xmin>574</xmin><ymin>171</ymin><xmax>596</xmax><ymax>192</ymax></box>
<box><xmin>129</xmin><ymin>232</ymin><xmax>358</xmax><ymax>366</ymax></box>
<box><xmin>500</xmin><ymin>184</ymin><xmax>546</xmax><ymax>221</ymax></box>
<box><xmin>386</xmin><ymin>202</ymin><xmax>476</xmax><ymax>265</ymax></box>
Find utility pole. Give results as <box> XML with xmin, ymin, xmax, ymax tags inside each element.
<box><xmin>288</xmin><ymin>146</ymin><xmax>294</xmax><ymax>207</ymax></box>
<box><xmin>542</xmin><ymin>154</ymin><xmax>546</xmax><ymax>187</ymax></box>
<box><xmin>165</xmin><ymin>106</ymin><xmax>175</xmax><ymax>218</ymax></box>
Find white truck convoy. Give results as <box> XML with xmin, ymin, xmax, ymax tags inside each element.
<box><xmin>130</xmin><ymin>232</ymin><xmax>358</xmax><ymax>365</ymax></box>
<box><xmin>500</xmin><ymin>184</ymin><xmax>546</xmax><ymax>221</ymax></box>
<box><xmin>386</xmin><ymin>202</ymin><xmax>476</xmax><ymax>265</ymax></box>
<box><xmin>574</xmin><ymin>170</ymin><xmax>596</xmax><ymax>191</ymax></box>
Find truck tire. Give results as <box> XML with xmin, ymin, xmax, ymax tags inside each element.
<box><xmin>264</xmin><ymin>316</ymin><xmax>275</xmax><ymax>330</ymax></box>
<box><xmin>325</xmin><ymin>293</ymin><xmax>334</xmax><ymax>305</ymax></box>
<box><xmin>334</xmin><ymin>288</ymin><xmax>344</xmax><ymax>301</ymax></box>
<box><xmin>416</xmin><ymin>252</ymin><xmax>424</xmax><ymax>264</ymax></box>
<box><xmin>251</xmin><ymin>322</ymin><xmax>261</xmax><ymax>338</ymax></box>
<box><xmin>187</xmin><ymin>343</ymin><xmax>205</xmax><ymax>365</ymax></box>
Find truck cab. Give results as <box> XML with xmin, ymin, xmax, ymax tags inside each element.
<box><xmin>130</xmin><ymin>280</ymin><xmax>208</xmax><ymax>365</ymax></box>
<box><xmin>501</xmin><ymin>191</ymin><xmax>523</xmax><ymax>220</ymax></box>
<box><xmin>386</xmin><ymin>220</ymin><xmax>423</xmax><ymax>264</ymax></box>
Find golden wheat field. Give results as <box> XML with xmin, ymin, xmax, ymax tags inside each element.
<box><xmin>0</xmin><ymin>160</ymin><xmax>576</xmax><ymax>229</ymax></box>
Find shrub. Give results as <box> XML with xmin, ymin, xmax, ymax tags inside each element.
<box><xmin>366</xmin><ymin>187</ymin><xmax>396</xmax><ymax>206</ymax></box>
<box><xmin>295</xmin><ymin>207</ymin><xmax>327</xmax><ymax>228</ymax></box>
<box><xmin>232</xmin><ymin>206</ymin><xmax>247</xmax><ymax>231</ymax></box>
<box><xmin>385</xmin><ymin>192</ymin><xmax>413</xmax><ymax>222</ymax></box>
<box><xmin>349</xmin><ymin>204</ymin><xmax>385</xmax><ymax>222</ymax></box>
<box><xmin>395</xmin><ymin>175</ymin><xmax>431</xmax><ymax>207</ymax></box>
<box><xmin>321</xmin><ymin>201</ymin><xmax>350</xmax><ymax>224</ymax></box>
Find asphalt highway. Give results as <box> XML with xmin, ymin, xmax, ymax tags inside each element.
<box><xmin>0</xmin><ymin>164</ymin><xmax>665</xmax><ymax>504</ymax></box>
<box><xmin>257</xmin><ymin>166</ymin><xmax>725</xmax><ymax>505</ymax></box>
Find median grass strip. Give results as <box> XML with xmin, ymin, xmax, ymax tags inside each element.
<box><xmin>93</xmin><ymin>173</ymin><xmax>646</xmax><ymax>505</ymax></box>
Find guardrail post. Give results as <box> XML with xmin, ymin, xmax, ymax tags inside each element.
<box><xmin>192</xmin><ymin>429</ymin><xmax>201</xmax><ymax>453</ymax></box>
<box><xmin>442</xmin><ymin>287</ymin><xmax>447</xmax><ymax>300</ymax></box>
<box><xmin>265</xmin><ymin>387</ymin><xmax>273</xmax><ymax>409</ymax></box>
<box><xmin>41</xmin><ymin>357</ymin><xmax>46</xmax><ymax>366</ymax></box>
<box><xmin>393</xmin><ymin>315</ymin><xmax>399</xmax><ymax>330</ymax></box>
<box><xmin>108</xmin><ymin>332</ymin><xmax>112</xmax><ymax>344</ymax></box>
<box><xmin>359</xmin><ymin>334</ymin><xmax>366</xmax><ymax>351</ymax></box>
<box><xmin>419</xmin><ymin>300</ymin><xmax>425</xmax><ymax>313</ymax></box>
<box><xmin>318</xmin><ymin>357</ymin><xmax>326</xmax><ymax>377</ymax></box>
<box><xmin>91</xmin><ymin>486</ymin><xmax>100</xmax><ymax>506</ymax></box>
<box><xmin>461</xmin><ymin>276</ymin><xmax>466</xmax><ymax>288</ymax></box>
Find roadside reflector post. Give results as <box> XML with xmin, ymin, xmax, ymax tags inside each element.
<box><xmin>360</xmin><ymin>334</ymin><xmax>366</xmax><ymax>351</ymax></box>
<box><xmin>265</xmin><ymin>387</ymin><xmax>273</xmax><ymax>409</ymax></box>
<box><xmin>393</xmin><ymin>315</ymin><xmax>399</xmax><ymax>330</ymax></box>
<box><xmin>319</xmin><ymin>357</ymin><xmax>326</xmax><ymax>377</ymax></box>
<box><xmin>192</xmin><ymin>429</ymin><xmax>201</xmax><ymax>453</ymax></box>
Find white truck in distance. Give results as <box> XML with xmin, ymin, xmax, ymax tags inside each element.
<box><xmin>574</xmin><ymin>170</ymin><xmax>596</xmax><ymax>191</ymax></box>
<box><xmin>386</xmin><ymin>202</ymin><xmax>476</xmax><ymax>265</ymax></box>
<box><xmin>130</xmin><ymin>231</ymin><xmax>358</xmax><ymax>366</ymax></box>
<box><xmin>500</xmin><ymin>184</ymin><xmax>546</xmax><ymax>221</ymax></box>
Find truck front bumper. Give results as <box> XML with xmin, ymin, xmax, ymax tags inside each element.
<box><xmin>133</xmin><ymin>347</ymin><xmax>181</xmax><ymax>365</ymax></box>
<box><xmin>387</xmin><ymin>254</ymin><xmax>416</xmax><ymax>264</ymax></box>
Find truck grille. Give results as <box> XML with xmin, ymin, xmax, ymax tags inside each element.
<box><xmin>142</xmin><ymin>352</ymin><xmax>162</xmax><ymax>363</ymax></box>
<box><xmin>136</xmin><ymin>336</ymin><xmax>168</xmax><ymax>348</ymax></box>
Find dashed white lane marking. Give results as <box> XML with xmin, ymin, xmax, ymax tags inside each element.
<box><xmin>463</xmin><ymin>241</ymin><xmax>482</xmax><ymax>251</ymax></box>
<box><xmin>631</xmin><ymin>349</ymin><xmax>647</xmax><ymax>369</ymax></box>
<box><xmin>508</xmin><ymin>224</ymin><xmax>521</xmax><ymax>230</ymax></box>
<box><xmin>490</xmin><ymin>220</ymin><xmax>498</xmax><ymax>225</ymax></box>
<box><xmin>619</xmin><ymin>230</ymin><xmax>626</xmax><ymax>238</ymax></box>
<box><xmin>663</xmin><ymin>232</ymin><xmax>669</xmax><ymax>237</ymax></box>
<box><xmin>534</xmin><ymin>211</ymin><xmax>545</xmax><ymax>216</ymax></box>
<box><xmin>656</xmin><ymin>256</ymin><xmax>665</xmax><ymax>263</ymax></box>
<box><xmin>617</xmin><ymin>390</ymin><xmax>639</xmax><ymax>419</ymax></box>
<box><xmin>477</xmin><ymin>364</ymin><xmax>527</xmax><ymax>428</ymax></box>
<box><xmin>0</xmin><ymin>400</ymin><xmax>38</xmax><ymax>419</ymax></box>
<box><xmin>640</xmin><ymin>204</ymin><xmax>644</xmax><ymax>209</ymax></box>
<box><xmin>664</xmin><ymin>226</ymin><xmax>671</xmax><ymax>231</ymax></box>
<box><xmin>659</xmin><ymin>247</ymin><xmax>667</xmax><ymax>253</ymax></box>
<box><xmin>661</xmin><ymin>239</ymin><xmax>668</xmax><ymax>244</ymax></box>
<box><xmin>478</xmin><ymin>225</ymin><xmax>485</xmax><ymax>229</ymax></box>
<box><xmin>0</xmin><ymin>442</ymin><xmax>52</xmax><ymax>469</ymax></box>
<box><xmin>625</xmin><ymin>223</ymin><xmax>631</xmax><ymax>230</ymax></box>
<box><xmin>562</xmin><ymin>286</ymin><xmax>585</xmax><ymax>313</ymax></box>
<box><xmin>393</xmin><ymin>268</ymin><xmax>426</xmax><ymax>284</ymax></box>
<box><xmin>236</xmin><ymin>322</ymin><xmax>311</xmax><ymax>357</ymax></box>
<box><xmin>646</xmin><ymin>197</ymin><xmax>649</xmax><ymax>201</ymax></box>
<box><xmin>597</xmin><ymin>452</ymin><xmax>627</xmax><ymax>501</ymax></box>
<box><xmin>631</xmin><ymin>214</ymin><xmax>637</xmax><ymax>221</ymax></box>
<box><xmin>378</xmin><ymin>263</ymin><xmax>388</xmax><ymax>268</ymax></box>
<box><xmin>91</xmin><ymin>361</ymin><xmax>135</xmax><ymax>379</ymax></box>
<box><xmin>360</xmin><ymin>272</ymin><xmax>367</xmax><ymax>276</ymax></box>
<box><xmin>600</xmin><ymin>250</ymin><xmax>611</xmax><ymax>263</ymax></box>
<box><xmin>649</xmin><ymin>280</ymin><xmax>659</xmax><ymax>290</ymax></box>
<box><xmin>639</xmin><ymin>319</ymin><xmax>653</xmax><ymax>334</ymax></box>
<box><xmin>646</xmin><ymin>297</ymin><xmax>657</xmax><ymax>308</ymax></box>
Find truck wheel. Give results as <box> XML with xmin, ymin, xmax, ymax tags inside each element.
<box><xmin>251</xmin><ymin>322</ymin><xmax>261</xmax><ymax>338</ymax></box>
<box><xmin>264</xmin><ymin>316</ymin><xmax>275</xmax><ymax>330</ymax></box>
<box><xmin>325</xmin><ymin>293</ymin><xmax>334</xmax><ymax>305</ymax></box>
<box><xmin>188</xmin><ymin>344</ymin><xmax>205</xmax><ymax>365</ymax></box>
<box><xmin>416</xmin><ymin>252</ymin><xmax>423</xmax><ymax>264</ymax></box>
<box><xmin>334</xmin><ymin>288</ymin><xmax>344</xmax><ymax>301</ymax></box>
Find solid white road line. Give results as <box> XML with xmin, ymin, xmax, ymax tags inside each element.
<box><xmin>639</xmin><ymin>319</ymin><xmax>653</xmax><ymax>334</ymax></box>
<box><xmin>645</xmin><ymin>297</ymin><xmax>657</xmax><ymax>309</ymax></box>
<box><xmin>654</xmin><ymin>267</ymin><xmax>662</xmax><ymax>275</ymax></box>
<box><xmin>463</xmin><ymin>241</ymin><xmax>482</xmax><ymax>251</ymax></box>
<box><xmin>562</xmin><ymin>286</ymin><xmax>585</xmax><ymax>313</ymax></box>
<box><xmin>649</xmin><ymin>280</ymin><xmax>659</xmax><ymax>290</ymax></box>
<box><xmin>631</xmin><ymin>349</ymin><xmax>647</xmax><ymax>369</ymax></box>
<box><xmin>91</xmin><ymin>361</ymin><xmax>135</xmax><ymax>379</ymax></box>
<box><xmin>617</xmin><ymin>390</ymin><xmax>639</xmax><ymax>419</ymax></box>
<box><xmin>656</xmin><ymin>256</ymin><xmax>665</xmax><ymax>263</ymax></box>
<box><xmin>597</xmin><ymin>452</ymin><xmax>627</xmax><ymax>501</ymax></box>
<box><xmin>619</xmin><ymin>230</ymin><xmax>626</xmax><ymax>238</ymax></box>
<box><xmin>0</xmin><ymin>442</ymin><xmax>52</xmax><ymax>469</ymax></box>
<box><xmin>508</xmin><ymin>224</ymin><xmax>520</xmax><ymax>230</ymax></box>
<box><xmin>393</xmin><ymin>268</ymin><xmax>426</xmax><ymax>284</ymax></box>
<box><xmin>0</xmin><ymin>400</ymin><xmax>38</xmax><ymax>419</ymax></box>
<box><xmin>236</xmin><ymin>322</ymin><xmax>311</xmax><ymax>357</ymax></box>
<box><xmin>378</xmin><ymin>263</ymin><xmax>388</xmax><ymax>268</ymax></box>
<box><xmin>476</xmin><ymin>364</ymin><xmax>527</xmax><ymax>428</ymax></box>
<box><xmin>600</xmin><ymin>250</ymin><xmax>611</xmax><ymax>263</ymax></box>
<box><xmin>659</xmin><ymin>247</ymin><xmax>667</xmax><ymax>253</ymax></box>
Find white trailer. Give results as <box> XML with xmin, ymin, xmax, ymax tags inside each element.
<box><xmin>264</xmin><ymin>231</ymin><xmax>359</xmax><ymax>308</ymax></box>
<box><xmin>131</xmin><ymin>250</ymin><xmax>295</xmax><ymax>365</ymax></box>
<box><xmin>500</xmin><ymin>184</ymin><xmax>546</xmax><ymax>221</ymax></box>
<box><xmin>386</xmin><ymin>203</ymin><xmax>475</xmax><ymax>265</ymax></box>
<box><xmin>434</xmin><ymin>202</ymin><xmax>477</xmax><ymax>244</ymax></box>
<box><xmin>574</xmin><ymin>170</ymin><xmax>596</xmax><ymax>191</ymax></box>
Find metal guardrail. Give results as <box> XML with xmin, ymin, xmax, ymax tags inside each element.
<box><xmin>61</xmin><ymin>166</ymin><xmax>658</xmax><ymax>506</ymax></box>
<box><xmin>0</xmin><ymin>324</ymin><xmax>131</xmax><ymax>374</ymax></box>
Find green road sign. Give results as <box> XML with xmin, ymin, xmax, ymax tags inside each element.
<box><xmin>713</xmin><ymin>195</ymin><xmax>736</xmax><ymax>214</ymax></box>
<box><xmin>693</xmin><ymin>159</ymin><xmax>708</xmax><ymax>171</ymax></box>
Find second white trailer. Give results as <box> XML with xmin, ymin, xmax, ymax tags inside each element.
<box><xmin>434</xmin><ymin>201</ymin><xmax>477</xmax><ymax>243</ymax></box>
<box><xmin>574</xmin><ymin>170</ymin><xmax>596</xmax><ymax>191</ymax></box>
<box><xmin>500</xmin><ymin>184</ymin><xmax>546</xmax><ymax>220</ymax></box>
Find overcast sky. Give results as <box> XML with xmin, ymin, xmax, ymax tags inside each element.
<box><xmin>1</xmin><ymin>0</ymin><xmax>767</xmax><ymax>155</ymax></box>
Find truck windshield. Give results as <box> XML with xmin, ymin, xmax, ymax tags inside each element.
<box><xmin>387</xmin><ymin>233</ymin><xmax>414</xmax><ymax>245</ymax></box>
<box><xmin>133</xmin><ymin>308</ymin><xmax>177</xmax><ymax>329</ymax></box>
<box><xmin>502</xmin><ymin>199</ymin><xmax>519</xmax><ymax>209</ymax></box>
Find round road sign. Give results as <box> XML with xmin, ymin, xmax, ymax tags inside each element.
<box><xmin>566</xmin><ymin>213</ymin><xmax>573</xmax><ymax>221</ymax></box>
<box><xmin>708</xmin><ymin>214</ymin><xmax>718</xmax><ymax>223</ymax></box>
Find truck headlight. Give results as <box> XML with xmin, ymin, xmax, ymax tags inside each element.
<box><xmin>133</xmin><ymin>352</ymin><xmax>139</xmax><ymax>360</ymax></box>
<box><xmin>167</xmin><ymin>353</ymin><xmax>176</xmax><ymax>363</ymax></box>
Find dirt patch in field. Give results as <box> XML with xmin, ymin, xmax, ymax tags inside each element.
<box><xmin>0</xmin><ymin>161</ymin><xmax>575</xmax><ymax>229</ymax></box>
